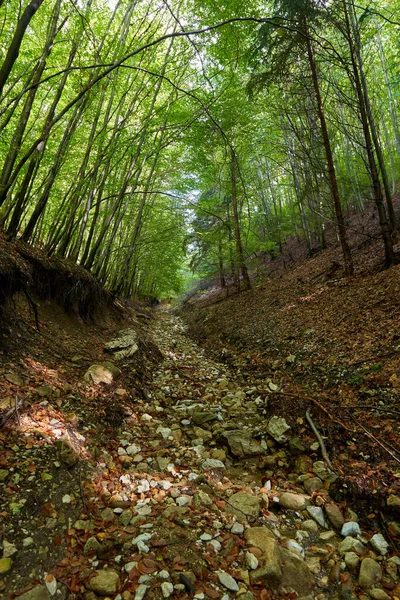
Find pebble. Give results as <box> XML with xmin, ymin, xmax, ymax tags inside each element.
<box><xmin>341</xmin><ymin>522</ymin><xmax>361</xmax><ymax>537</ymax></box>
<box><xmin>202</xmin><ymin>458</ymin><xmax>225</xmax><ymax>470</ymax></box>
<box><xmin>159</xmin><ymin>570</ymin><xmax>170</xmax><ymax>579</ymax></box>
<box><xmin>370</xmin><ymin>533</ymin><xmax>389</xmax><ymax>555</ymax></box>
<box><xmin>161</xmin><ymin>581</ymin><xmax>174</xmax><ymax>597</ymax></box>
<box><xmin>246</xmin><ymin>552</ymin><xmax>259</xmax><ymax>570</ymax></box>
<box><xmin>200</xmin><ymin>533</ymin><xmax>213</xmax><ymax>541</ymax></box>
<box><xmin>217</xmin><ymin>570</ymin><xmax>239</xmax><ymax>592</ymax></box>
<box><xmin>231</xmin><ymin>522</ymin><xmax>244</xmax><ymax>535</ymax></box>
<box><xmin>2</xmin><ymin>540</ymin><xmax>18</xmax><ymax>558</ymax></box>
<box><xmin>134</xmin><ymin>584</ymin><xmax>149</xmax><ymax>599</ymax></box>
<box><xmin>22</xmin><ymin>537</ymin><xmax>34</xmax><ymax>547</ymax></box>
<box><xmin>306</xmin><ymin>506</ymin><xmax>328</xmax><ymax>528</ymax></box>
<box><xmin>176</xmin><ymin>496</ymin><xmax>189</xmax><ymax>506</ymax></box>
<box><xmin>209</xmin><ymin>539</ymin><xmax>222</xmax><ymax>552</ymax></box>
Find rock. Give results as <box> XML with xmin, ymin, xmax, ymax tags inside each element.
<box><xmin>0</xmin><ymin>557</ymin><xmax>12</xmax><ymax>573</ymax></box>
<box><xmin>279</xmin><ymin>548</ymin><xmax>314</xmax><ymax>595</ymax></box>
<box><xmin>15</xmin><ymin>585</ymin><xmax>51</xmax><ymax>600</ymax></box>
<box><xmin>287</xmin><ymin>539</ymin><xmax>305</xmax><ymax>558</ymax></box>
<box><xmin>301</xmin><ymin>520</ymin><xmax>319</xmax><ymax>533</ymax></box>
<box><xmin>104</xmin><ymin>329</ymin><xmax>139</xmax><ymax>359</ymax></box>
<box><xmin>387</xmin><ymin>494</ymin><xmax>400</xmax><ymax>513</ymax></box>
<box><xmin>134</xmin><ymin>584</ymin><xmax>149</xmax><ymax>599</ymax></box>
<box><xmin>370</xmin><ymin>589</ymin><xmax>391</xmax><ymax>600</ymax></box>
<box><xmin>84</xmin><ymin>536</ymin><xmax>102</xmax><ymax>556</ymax></box>
<box><xmin>312</xmin><ymin>461</ymin><xmax>338</xmax><ymax>483</ymax></box>
<box><xmin>279</xmin><ymin>492</ymin><xmax>312</xmax><ymax>511</ymax></box>
<box><xmin>162</xmin><ymin>505</ymin><xmax>189</xmax><ymax>519</ymax></box>
<box><xmin>289</xmin><ymin>436</ymin><xmax>305</xmax><ymax>453</ymax></box>
<box><xmin>306</xmin><ymin>506</ymin><xmax>328</xmax><ymax>528</ymax></box>
<box><xmin>226</xmin><ymin>492</ymin><xmax>261</xmax><ymax>521</ymax></box>
<box><xmin>319</xmin><ymin>530</ymin><xmax>335</xmax><ymax>541</ymax></box>
<box><xmin>126</xmin><ymin>444</ymin><xmax>141</xmax><ymax>456</ymax></box>
<box><xmin>370</xmin><ymin>533</ymin><xmax>389</xmax><ymax>556</ymax></box>
<box><xmin>341</xmin><ymin>522</ymin><xmax>361</xmax><ymax>537</ymax></box>
<box><xmin>303</xmin><ymin>476</ymin><xmax>323</xmax><ymax>494</ymax></box>
<box><xmin>100</xmin><ymin>508</ymin><xmax>115</xmax><ymax>522</ymax></box>
<box><xmin>211</xmin><ymin>448</ymin><xmax>226</xmax><ymax>461</ymax></box>
<box><xmin>338</xmin><ymin>536</ymin><xmax>366</xmax><ymax>555</ymax></box>
<box><xmin>5</xmin><ymin>372</ymin><xmax>24</xmax><ymax>386</ymax></box>
<box><xmin>193</xmin><ymin>426</ymin><xmax>213</xmax><ymax>442</ymax></box>
<box><xmin>294</xmin><ymin>455</ymin><xmax>313</xmax><ymax>474</ymax></box>
<box><xmin>0</xmin><ymin>469</ymin><xmax>9</xmax><ymax>482</ymax></box>
<box><xmin>266</xmin><ymin>416</ymin><xmax>291</xmax><ymax>443</ymax></box>
<box><xmin>325</xmin><ymin>503</ymin><xmax>344</xmax><ymax>529</ymax></box>
<box><xmin>231</xmin><ymin>522</ymin><xmax>244</xmax><ymax>535</ymax></box>
<box><xmin>202</xmin><ymin>458</ymin><xmax>225</xmax><ymax>470</ymax></box>
<box><xmin>157</xmin><ymin>426</ymin><xmax>172</xmax><ymax>439</ymax></box>
<box><xmin>221</xmin><ymin>430</ymin><xmax>265</xmax><ymax>458</ymax></box>
<box><xmin>55</xmin><ymin>438</ymin><xmax>79</xmax><ymax>467</ymax></box>
<box><xmin>157</xmin><ymin>456</ymin><xmax>170</xmax><ymax>471</ymax></box>
<box><xmin>161</xmin><ymin>582</ymin><xmax>174</xmax><ymax>597</ymax></box>
<box><xmin>84</xmin><ymin>362</ymin><xmax>121</xmax><ymax>384</ymax></box>
<box><xmin>244</xmin><ymin>527</ymin><xmax>275</xmax><ymax>552</ymax></box>
<box><xmin>90</xmin><ymin>570</ymin><xmax>119</xmax><ymax>596</ymax></box>
<box><xmin>344</xmin><ymin>552</ymin><xmax>360</xmax><ymax>570</ymax></box>
<box><xmin>246</xmin><ymin>552</ymin><xmax>259</xmax><ymax>570</ymax></box>
<box><xmin>217</xmin><ymin>570</ymin><xmax>239</xmax><ymax>592</ymax></box>
<box><xmin>3</xmin><ymin>539</ymin><xmax>17</xmax><ymax>557</ymax></box>
<box><xmin>359</xmin><ymin>558</ymin><xmax>382</xmax><ymax>589</ymax></box>
<box><xmin>192</xmin><ymin>411</ymin><xmax>218</xmax><ymax>425</ymax></box>
<box><xmin>36</xmin><ymin>384</ymin><xmax>52</xmax><ymax>397</ymax></box>
<box><xmin>193</xmin><ymin>490</ymin><xmax>213</xmax><ymax>507</ymax></box>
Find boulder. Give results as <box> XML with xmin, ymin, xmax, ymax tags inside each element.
<box><xmin>250</xmin><ymin>541</ymin><xmax>282</xmax><ymax>587</ymax></box>
<box><xmin>13</xmin><ymin>585</ymin><xmax>51</xmax><ymax>600</ymax></box>
<box><xmin>279</xmin><ymin>492</ymin><xmax>312</xmax><ymax>511</ymax></box>
<box><xmin>226</xmin><ymin>492</ymin><xmax>261</xmax><ymax>521</ymax></box>
<box><xmin>89</xmin><ymin>569</ymin><xmax>120</xmax><ymax>596</ymax></box>
<box><xmin>84</xmin><ymin>362</ymin><xmax>121</xmax><ymax>385</ymax></box>
<box><xmin>221</xmin><ymin>430</ymin><xmax>266</xmax><ymax>458</ymax></box>
<box><xmin>192</xmin><ymin>411</ymin><xmax>218</xmax><ymax>425</ymax></box>
<box><xmin>104</xmin><ymin>328</ymin><xmax>139</xmax><ymax>359</ymax></box>
<box><xmin>244</xmin><ymin>527</ymin><xmax>275</xmax><ymax>552</ymax></box>
<box><xmin>279</xmin><ymin>548</ymin><xmax>314</xmax><ymax>595</ymax></box>
<box><xmin>266</xmin><ymin>416</ymin><xmax>291</xmax><ymax>443</ymax></box>
<box><xmin>359</xmin><ymin>558</ymin><xmax>382</xmax><ymax>589</ymax></box>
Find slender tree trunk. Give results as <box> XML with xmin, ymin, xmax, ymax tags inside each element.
<box><xmin>305</xmin><ymin>25</ymin><xmax>354</xmax><ymax>276</ymax></box>
<box><xmin>231</xmin><ymin>147</ymin><xmax>251</xmax><ymax>291</ymax></box>
<box><xmin>0</xmin><ymin>0</ymin><xmax>45</xmax><ymax>98</ymax></box>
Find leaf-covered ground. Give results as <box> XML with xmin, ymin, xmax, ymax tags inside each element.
<box><xmin>0</xmin><ymin>248</ymin><xmax>400</xmax><ymax>600</ymax></box>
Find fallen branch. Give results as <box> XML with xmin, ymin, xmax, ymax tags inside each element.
<box><xmin>265</xmin><ymin>390</ymin><xmax>352</xmax><ymax>431</ymax></box>
<box><xmin>0</xmin><ymin>397</ymin><xmax>24</xmax><ymax>428</ymax></box>
<box><xmin>345</xmin><ymin>409</ymin><xmax>400</xmax><ymax>465</ymax></box>
<box><xmin>305</xmin><ymin>409</ymin><xmax>334</xmax><ymax>470</ymax></box>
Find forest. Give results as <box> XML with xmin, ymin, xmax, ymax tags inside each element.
<box><xmin>1</xmin><ymin>1</ymin><xmax>400</xmax><ymax>600</ymax></box>
<box><xmin>1</xmin><ymin>0</ymin><xmax>399</xmax><ymax>299</ymax></box>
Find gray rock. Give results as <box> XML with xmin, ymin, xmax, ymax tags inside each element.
<box><xmin>161</xmin><ymin>581</ymin><xmax>174</xmax><ymax>597</ymax></box>
<box><xmin>100</xmin><ymin>508</ymin><xmax>115</xmax><ymax>522</ymax></box>
<box><xmin>202</xmin><ymin>458</ymin><xmax>225</xmax><ymax>470</ymax></box>
<box><xmin>104</xmin><ymin>329</ymin><xmax>138</xmax><ymax>359</ymax></box>
<box><xmin>294</xmin><ymin>455</ymin><xmax>313</xmax><ymax>474</ymax></box>
<box><xmin>193</xmin><ymin>426</ymin><xmax>213</xmax><ymax>442</ymax></box>
<box><xmin>89</xmin><ymin>569</ymin><xmax>120</xmax><ymax>596</ymax></box>
<box><xmin>370</xmin><ymin>533</ymin><xmax>389</xmax><ymax>555</ymax></box>
<box><xmin>226</xmin><ymin>492</ymin><xmax>261</xmax><ymax>521</ymax></box>
<box><xmin>325</xmin><ymin>503</ymin><xmax>344</xmax><ymax>529</ymax></box>
<box><xmin>14</xmin><ymin>585</ymin><xmax>51</xmax><ymax>600</ymax></box>
<box><xmin>279</xmin><ymin>547</ymin><xmax>314</xmax><ymax>595</ymax></box>
<box><xmin>246</xmin><ymin>552</ymin><xmax>259</xmax><ymax>570</ymax></box>
<box><xmin>266</xmin><ymin>416</ymin><xmax>291</xmax><ymax>443</ymax></box>
<box><xmin>306</xmin><ymin>506</ymin><xmax>329</xmax><ymax>528</ymax></box>
<box><xmin>55</xmin><ymin>438</ymin><xmax>79</xmax><ymax>467</ymax></box>
<box><xmin>359</xmin><ymin>558</ymin><xmax>382</xmax><ymax>589</ymax></box>
<box><xmin>279</xmin><ymin>492</ymin><xmax>312</xmax><ymax>511</ymax></box>
<box><xmin>312</xmin><ymin>461</ymin><xmax>338</xmax><ymax>482</ymax></box>
<box><xmin>231</xmin><ymin>522</ymin><xmax>244</xmax><ymax>535</ymax></box>
<box><xmin>220</xmin><ymin>430</ymin><xmax>265</xmax><ymax>458</ymax></box>
<box><xmin>370</xmin><ymin>589</ymin><xmax>391</xmax><ymax>600</ymax></box>
<box><xmin>84</xmin><ymin>362</ymin><xmax>121</xmax><ymax>384</ymax></box>
<box><xmin>341</xmin><ymin>522</ymin><xmax>361</xmax><ymax>537</ymax></box>
<box><xmin>192</xmin><ymin>411</ymin><xmax>218</xmax><ymax>425</ymax></box>
<box><xmin>244</xmin><ymin>527</ymin><xmax>275</xmax><ymax>552</ymax></box>
<box><xmin>2</xmin><ymin>540</ymin><xmax>17</xmax><ymax>558</ymax></box>
<box><xmin>156</xmin><ymin>456</ymin><xmax>170</xmax><ymax>471</ymax></box>
<box><xmin>289</xmin><ymin>436</ymin><xmax>306</xmax><ymax>453</ymax></box>
<box><xmin>217</xmin><ymin>570</ymin><xmax>239</xmax><ymax>592</ymax></box>
<box><xmin>303</xmin><ymin>477</ymin><xmax>323</xmax><ymax>494</ymax></box>
<box><xmin>301</xmin><ymin>520</ymin><xmax>319</xmax><ymax>533</ymax></box>
<box><xmin>134</xmin><ymin>584</ymin><xmax>149</xmax><ymax>600</ymax></box>
<box><xmin>338</xmin><ymin>536</ymin><xmax>366</xmax><ymax>555</ymax></box>
<box><xmin>344</xmin><ymin>552</ymin><xmax>360</xmax><ymax>570</ymax></box>
<box><xmin>84</xmin><ymin>536</ymin><xmax>102</xmax><ymax>556</ymax></box>
<box><xmin>193</xmin><ymin>490</ymin><xmax>213</xmax><ymax>507</ymax></box>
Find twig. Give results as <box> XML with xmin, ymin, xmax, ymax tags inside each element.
<box><xmin>341</xmin><ymin>405</ymin><xmax>400</xmax><ymax>417</ymax></box>
<box><xmin>334</xmin><ymin>313</ymin><xmax>352</xmax><ymax>327</ymax></box>
<box><xmin>0</xmin><ymin>398</ymin><xmax>24</xmax><ymax>428</ymax></box>
<box><xmin>305</xmin><ymin>409</ymin><xmax>334</xmax><ymax>470</ymax></box>
<box><xmin>345</xmin><ymin>410</ymin><xmax>400</xmax><ymax>465</ymax></box>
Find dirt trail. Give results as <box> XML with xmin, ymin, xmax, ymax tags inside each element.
<box><xmin>1</xmin><ymin>308</ymin><xmax>399</xmax><ymax>600</ymax></box>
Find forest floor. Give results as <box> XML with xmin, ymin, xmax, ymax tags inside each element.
<box><xmin>0</xmin><ymin>237</ymin><xmax>400</xmax><ymax>600</ymax></box>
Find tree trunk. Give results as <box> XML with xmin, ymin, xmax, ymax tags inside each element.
<box><xmin>231</xmin><ymin>147</ymin><xmax>251</xmax><ymax>291</ymax></box>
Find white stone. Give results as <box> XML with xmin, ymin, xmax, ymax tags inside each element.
<box><xmin>176</xmin><ymin>496</ymin><xmax>189</xmax><ymax>507</ymax></box>
<box><xmin>246</xmin><ymin>552</ymin><xmax>259</xmax><ymax>570</ymax></box>
<box><xmin>127</xmin><ymin>444</ymin><xmax>141</xmax><ymax>456</ymax></box>
<box><xmin>161</xmin><ymin>582</ymin><xmax>174</xmax><ymax>598</ymax></box>
<box><xmin>159</xmin><ymin>570</ymin><xmax>170</xmax><ymax>580</ymax></box>
<box><xmin>209</xmin><ymin>539</ymin><xmax>222</xmax><ymax>552</ymax></box>
<box><xmin>370</xmin><ymin>533</ymin><xmax>389</xmax><ymax>555</ymax></box>
<box><xmin>341</xmin><ymin>522</ymin><xmax>361</xmax><ymax>537</ymax></box>
<box><xmin>217</xmin><ymin>570</ymin><xmax>239</xmax><ymax>592</ymax></box>
<box><xmin>62</xmin><ymin>495</ymin><xmax>72</xmax><ymax>504</ymax></box>
<box><xmin>231</xmin><ymin>522</ymin><xmax>244</xmax><ymax>535</ymax></box>
<box><xmin>134</xmin><ymin>584</ymin><xmax>149</xmax><ymax>599</ymax></box>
